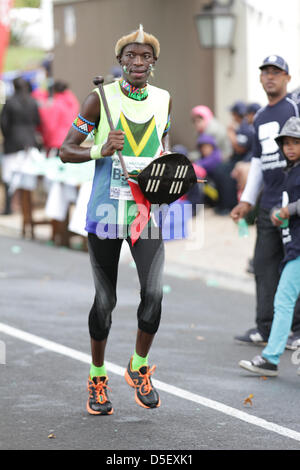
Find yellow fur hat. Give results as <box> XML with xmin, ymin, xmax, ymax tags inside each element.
<box><xmin>115</xmin><ymin>24</ymin><xmax>160</xmax><ymax>58</ymax></box>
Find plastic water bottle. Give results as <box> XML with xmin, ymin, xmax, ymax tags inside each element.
<box><xmin>275</xmin><ymin>211</ymin><xmax>289</xmax><ymax>228</ymax></box>
<box><xmin>238</xmin><ymin>218</ymin><xmax>249</xmax><ymax>238</ymax></box>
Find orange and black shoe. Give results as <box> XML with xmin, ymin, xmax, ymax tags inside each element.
<box><xmin>86</xmin><ymin>376</ymin><xmax>114</xmax><ymax>415</ymax></box>
<box><xmin>125</xmin><ymin>357</ymin><xmax>160</xmax><ymax>409</ymax></box>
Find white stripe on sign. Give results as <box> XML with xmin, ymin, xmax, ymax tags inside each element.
<box><xmin>150</xmin><ymin>179</ymin><xmax>157</xmax><ymax>192</ymax></box>
<box><xmin>174</xmin><ymin>166</ymin><xmax>181</xmax><ymax>178</ymax></box>
<box><xmin>179</xmin><ymin>165</ymin><xmax>185</xmax><ymax>178</ymax></box>
<box><xmin>177</xmin><ymin>181</ymin><xmax>183</xmax><ymax>194</ymax></box>
<box><xmin>182</xmin><ymin>165</ymin><xmax>188</xmax><ymax>178</ymax></box>
<box><xmin>145</xmin><ymin>179</ymin><xmax>152</xmax><ymax>192</ymax></box>
<box><xmin>169</xmin><ymin>181</ymin><xmax>175</xmax><ymax>194</ymax></box>
<box><xmin>1</xmin><ymin>322</ymin><xmax>300</xmax><ymax>443</ymax></box>
<box><xmin>174</xmin><ymin>181</ymin><xmax>180</xmax><ymax>194</ymax></box>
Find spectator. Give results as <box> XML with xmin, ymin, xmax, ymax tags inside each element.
<box><xmin>231</xmin><ymin>55</ymin><xmax>300</xmax><ymax>348</ymax></box>
<box><xmin>191</xmin><ymin>105</ymin><xmax>232</xmax><ymax>161</ymax></box>
<box><xmin>231</xmin><ymin>102</ymin><xmax>261</xmax><ymax>197</ymax></box>
<box><xmin>211</xmin><ymin>101</ymin><xmax>255</xmax><ymax>215</ymax></box>
<box><xmin>37</xmin><ymin>80</ymin><xmax>79</xmax><ymax>155</ymax></box>
<box><xmin>227</xmin><ymin>101</ymin><xmax>255</xmax><ymax>164</ymax></box>
<box><xmin>246</xmin><ymin>102</ymin><xmax>261</xmax><ymax>126</ymax></box>
<box><xmin>196</xmin><ymin>134</ymin><xmax>222</xmax><ymax>174</ymax></box>
<box><xmin>239</xmin><ymin>116</ymin><xmax>300</xmax><ymax>376</ymax></box>
<box><xmin>0</xmin><ymin>77</ymin><xmax>40</xmax><ymax>214</ymax></box>
<box><xmin>192</xmin><ymin>134</ymin><xmax>221</xmax><ymax>208</ymax></box>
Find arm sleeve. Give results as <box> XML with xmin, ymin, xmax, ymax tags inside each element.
<box><xmin>240</xmin><ymin>157</ymin><xmax>264</xmax><ymax>206</ymax></box>
<box><xmin>288</xmin><ymin>199</ymin><xmax>300</xmax><ymax>216</ymax></box>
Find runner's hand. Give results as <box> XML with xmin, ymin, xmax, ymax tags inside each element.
<box><xmin>101</xmin><ymin>130</ymin><xmax>125</xmax><ymax>157</ymax></box>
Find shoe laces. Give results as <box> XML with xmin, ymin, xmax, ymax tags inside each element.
<box><xmin>88</xmin><ymin>377</ymin><xmax>111</xmax><ymax>404</ymax></box>
<box><xmin>139</xmin><ymin>365</ymin><xmax>156</xmax><ymax>396</ymax></box>
<box><xmin>252</xmin><ymin>355</ymin><xmax>266</xmax><ymax>366</ymax></box>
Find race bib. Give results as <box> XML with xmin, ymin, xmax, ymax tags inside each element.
<box><xmin>110</xmin><ymin>156</ymin><xmax>153</xmax><ymax>200</ymax></box>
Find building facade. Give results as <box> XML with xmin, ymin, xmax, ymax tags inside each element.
<box><xmin>53</xmin><ymin>0</ymin><xmax>300</xmax><ymax>149</ymax></box>
<box><xmin>53</xmin><ymin>0</ymin><xmax>214</xmax><ymax>150</ymax></box>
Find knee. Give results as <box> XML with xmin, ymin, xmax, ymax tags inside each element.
<box><xmin>88</xmin><ymin>295</ymin><xmax>116</xmax><ymax>341</ymax></box>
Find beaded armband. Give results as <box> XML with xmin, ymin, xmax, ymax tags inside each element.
<box><xmin>72</xmin><ymin>114</ymin><xmax>96</xmax><ymax>135</ymax></box>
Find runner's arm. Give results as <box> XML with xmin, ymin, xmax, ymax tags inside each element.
<box><xmin>60</xmin><ymin>92</ymin><xmax>125</xmax><ymax>163</ymax></box>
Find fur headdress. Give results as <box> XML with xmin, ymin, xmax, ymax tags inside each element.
<box><xmin>115</xmin><ymin>24</ymin><xmax>160</xmax><ymax>58</ymax></box>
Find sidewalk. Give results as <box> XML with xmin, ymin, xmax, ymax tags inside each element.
<box><xmin>0</xmin><ymin>204</ymin><xmax>256</xmax><ymax>294</ymax></box>
<box><xmin>162</xmin><ymin>208</ymin><xmax>256</xmax><ymax>293</ymax></box>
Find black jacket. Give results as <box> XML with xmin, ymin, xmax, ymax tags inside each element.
<box><xmin>0</xmin><ymin>92</ymin><xmax>40</xmax><ymax>154</ymax></box>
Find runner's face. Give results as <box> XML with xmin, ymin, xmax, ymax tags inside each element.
<box><xmin>260</xmin><ymin>66</ymin><xmax>290</xmax><ymax>97</ymax></box>
<box><xmin>119</xmin><ymin>43</ymin><xmax>156</xmax><ymax>87</ymax></box>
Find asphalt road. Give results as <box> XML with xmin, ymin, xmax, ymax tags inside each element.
<box><xmin>1</xmin><ymin>235</ymin><xmax>300</xmax><ymax>453</ymax></box>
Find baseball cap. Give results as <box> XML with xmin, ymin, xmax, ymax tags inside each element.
<box><xmin>259</xmin><ymin>55</ymin><xmax>289</xmax><ymax>74</ymax></box>
<box><xmin>229</xmin><ymin>100</ymin><xmax>247</xmax><ymax>117</ymax></box>
<box><xmin>246</xmin><ymin>103</ymin><xmax>261</xmax><ymax>114</ymax></box>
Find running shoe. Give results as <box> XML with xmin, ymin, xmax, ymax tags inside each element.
<box><xmin>125</xmin><ymin>358</ymin><xmax>160</xmax><ymax>409</ymax></box>
<box><xmin>286</xmin><ymin>333</ymin><xmax>300</xmax><ymax>350</ymax></box>
<box><xmin>239</xmin><ymin>355</ymin><xmax>278</xmax><ymax>376</ymax></box>
<box><xmin>86</xmin><ymin>376</ymin><xmax>114</xmax><ymax>415</ymax></box>
<box><xmin>234</xmin><ymin>328</ymin><xmax>268</xmax><ymax>345</ymax></box>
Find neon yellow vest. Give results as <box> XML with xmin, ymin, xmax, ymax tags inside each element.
<box><xmin>86</xmin><ymin>80</ymin><xmax>170</xmax><ymax>236</ymax></box>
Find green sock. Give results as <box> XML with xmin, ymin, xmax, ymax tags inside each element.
<box><xmin>90</xmin><ymin>363</ymin><xmax>107</xmax><ymax>379</ymax></box>
<box><xmin>131</xmin><ymin>350</ymin><xmax>148</xmax><ymax>371</ymax></box>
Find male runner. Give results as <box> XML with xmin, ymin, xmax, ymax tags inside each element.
<box><xmin>60</xmin><ymin>25</ymin><xmax>171</xmax><ymax>415</ymax></box>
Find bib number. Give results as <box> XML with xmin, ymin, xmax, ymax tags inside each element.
<box><xmin>110</xmin><ymin>156</ymin><xmax>153</xmax><ymax>200</ymax></box>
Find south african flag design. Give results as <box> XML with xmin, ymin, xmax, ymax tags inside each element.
<box><xmin>115</xmin><ymin>112</ymin><xmax>160</xmax><ymax>157</ymax></box>
<box><xmin>114</xmin><ymin>111</ymin><xmax>161</xmax><ymax>238</ymax></box>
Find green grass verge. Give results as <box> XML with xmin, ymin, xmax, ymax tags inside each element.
<box><xmin>4</xmin><ymin>46</ymin><xmax>45</xmax><ymax>72</ymax></box>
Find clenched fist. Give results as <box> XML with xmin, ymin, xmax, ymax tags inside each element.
<box><xmin>101</xmin><ymin>130</ymin><xmax>125</xmax><ymax>157</ymax></box>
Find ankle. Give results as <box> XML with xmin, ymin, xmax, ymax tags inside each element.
<box><xmin>90</xmin><ymin>362</ymin><xmax>107</xmax><ymax>379</ymax></box>
<box><xmin>132</xmin><ymin>350</ymin><xmax>148</xmax><ymax>370</ymax></box>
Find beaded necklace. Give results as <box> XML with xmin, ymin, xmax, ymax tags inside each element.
<box><xmin>119</xmin><ymin>79</ymin><xmax>148</xmax><ymax>101</ymax></box>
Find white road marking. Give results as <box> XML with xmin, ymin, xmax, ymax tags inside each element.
<box><xmin>1</xmin><ymin>321</ymin><xmax>300</xmax><ymax>443</ymax></box>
